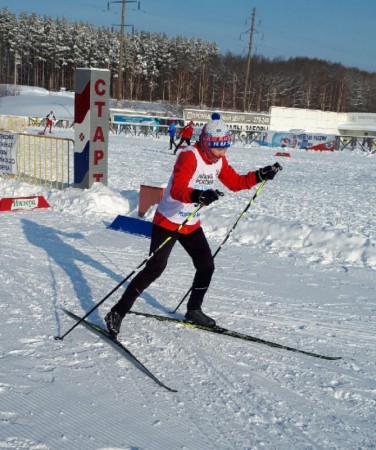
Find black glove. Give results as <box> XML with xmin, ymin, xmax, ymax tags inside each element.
<box><xmin>255</xmin><ymin>162</ymin><xmax>282</xmax><ymax>182</ymax></box>
<box><xmin>191</xmin><ymin>189</ymin><xmax>222</xmax><ymax>206</ymax></box>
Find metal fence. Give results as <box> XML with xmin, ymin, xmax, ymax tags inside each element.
<box><xmin>109</xmin><ymin>124</ymin><xmax>256</xmax><ymax>143</ymax></box>
<box><xmin>15</xmin><ymin>133</ymin><xmax>74</xmax><ymax>189</ymax></box>
<box><xmin>335</xmin><ymin>135</ymin><xmax>376</xmax><ymax>152</ymax></box>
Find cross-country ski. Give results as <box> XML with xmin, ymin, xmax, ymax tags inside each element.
<box><xmin>128</xmin><ymin>310</ymin><xmax>342</xmax><ymax>360</ymax></box>
<box><xmin>62</xmin><ymin>309</ymin><xmax>177</xmax><ymax>392</ymax></box>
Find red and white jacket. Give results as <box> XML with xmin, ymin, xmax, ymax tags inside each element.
<box><xmin>153</xmin><ymin>143</ymin><xmax>259</xmax><ymax>234</ymax></box>
<box><xmin>178</xmin><ymin>122</ymin><xmax>194</xmax><ymax>139</ymax></box>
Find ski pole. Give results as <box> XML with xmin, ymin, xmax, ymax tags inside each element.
<box><xmin>55</xmin><ymin>203</ymin><xmax>204</xmax><ymax>340</ymax></box>
<box><xmin>169</xmin><ymin>180</ymin><xmax>267</xmax><ymax>314</ymax></box>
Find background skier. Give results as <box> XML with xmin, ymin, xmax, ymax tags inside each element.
<box><xmin>174</xmin><ymin>120</ymin><xmax>194</xmax><ymax>154</ymax></box>
<box><xmin>44</xmin><ymin>110</ymin><xmax>56</xmax><ymax>133</ymax></box>
<box><xmin>168</xmin><ymin>119</ymin><xmax>177</xmax><ymax>151</ymax></box>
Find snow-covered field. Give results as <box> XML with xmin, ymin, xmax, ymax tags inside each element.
<box><xmin>1</xmin><ymin>125</ymin><xmax>375</xmax><ymax>449</ymax></box>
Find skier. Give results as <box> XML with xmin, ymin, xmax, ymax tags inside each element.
<box><xmin>105</xmin><ymin>113</ymin><xmax>282</xmax><ymax>336</ymax></box>
<box><xmin>174</xmin><ymin>120</ymin><xmax>194</xmax><ymax>154</ymax></box>
<box><xmin>44</xmin><ymin>111</ymin><xmax>56</xmax><ymax>133</ymax></box>
<box><xmin>168</xmin><ymin>119</ymin><xmax>177</xmax><ymax>151</ymax></box>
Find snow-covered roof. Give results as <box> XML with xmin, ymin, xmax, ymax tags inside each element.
<box><xmin>109</xmin><ymin>99</ymin><xmax>183</xmax><ymax>118</ymax></box>
<box><xmin>0</xmin><ymin>85</ymin><xmax>184</xmax><ymax>120</ymax></box>
<box><xmin>337</xmin><ymin>122</ymin><xmax>376</xmax><ymax>132</ymax></box>
<box><xmin>0</xmin><ymin>91</ymin><xmax>75</xmax><ymax>120</ymax></box>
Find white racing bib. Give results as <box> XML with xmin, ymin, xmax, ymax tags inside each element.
<box><xmin>157</xmin><ymin>147</ymin><xmax>222</xmax><ymax>225</ymax></box>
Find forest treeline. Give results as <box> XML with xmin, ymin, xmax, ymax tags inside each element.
<box><xmin>1</xmin><ymin>7</ymin><xmax>375</xmax><ymax>113</ymax></box>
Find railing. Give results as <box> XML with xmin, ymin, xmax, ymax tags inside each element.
<box><xmin>15</xmin><ymin>133</ymin><xmax>74</xmax><ymax>190</ymax></box>
<box><xmin>28</xmin><ymin>117</ymin><xmax>74</xmax><ymax>129</ymax></box>
<box><xmin>110</xmin><ymin>122</ymin><xmax>169</xmax><ymax>138</ymax></box>
<box><xmin>335</xmin><ymin>135</ymin><xmax>376</xmax><ymax>152</ymax></box>
<box><xmin>109</xmin><ymin>124</ymin><xmax>260</xmax><ymax>143</ymax></box>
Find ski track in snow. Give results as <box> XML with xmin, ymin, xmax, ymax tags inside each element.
<box><xmin>0</xmin><ymin>129</ymin><xmax>375</xmax><ymax>449</ymax></box>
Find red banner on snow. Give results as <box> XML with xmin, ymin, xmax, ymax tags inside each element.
<box><xmin>0</xmin><ymin>196</ymin><xmax>50</xmax><ymax>212</ymax></box>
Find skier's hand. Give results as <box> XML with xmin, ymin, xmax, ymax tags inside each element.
<box><xmin>256</xmin><ymin>162</ymin><xmax>282</xmax><ymax>182</ymax></box>
<box><xmin>191</xmin><ymin>189</ymin><xmax>223</xmax><ymax>206</ymax></box>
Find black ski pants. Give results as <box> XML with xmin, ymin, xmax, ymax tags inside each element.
<box><xmin>113</xmin><ymin>225</ymin><xmax>215</xmax><ymax>317</ymax></box>
<box><xmin>169</xmin><ymin>135</ymin><xmax>176</xmax><ymax>149</ymax></box>
<box><xmin>174</xmin><ymin>137</ymin><xmax>191</xmax><ymax>153</ymax></box>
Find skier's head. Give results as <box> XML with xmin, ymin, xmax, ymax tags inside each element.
<box><xmin>199</xmin><ymin>113</ymin><xmax>232</xmax><ymax>162</ymax></box>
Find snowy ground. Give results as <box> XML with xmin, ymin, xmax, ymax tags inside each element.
<box><xmin>1</xmin><ymin>126</ymin><xmax>375</xmax><ymax>449</ymax></box>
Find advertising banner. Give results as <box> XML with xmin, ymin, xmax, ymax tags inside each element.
<box><xmin>0</xmin><ymin>132</ymin><xmax>18</xmax><ymax>176</ymax></box>
<box><xmin>256</xmin><ymin>131</ymin><xmax>336</xmax><ymax>151</ymax></box>
<box><xmin>112</xmin><ymin>115</ymin><xmax>160</xmax><ymax>126</ymax></box>
<box><xmin>0</xmin><ymin>196</ymin><xmax>50</xmax><ymax>212</ymax></box>
<box><xmin>184</xmin><ymin>109</ymin><xmax>270</xmax><ymax>132</ymax></box>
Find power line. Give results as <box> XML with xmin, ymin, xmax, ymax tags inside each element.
<box><xmin>108</xmin><ymin>0</ymin><xmax>140</xmax><ymax>101</ymax></box>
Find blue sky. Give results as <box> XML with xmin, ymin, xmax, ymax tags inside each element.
<box><xmin>3</xmin><ymin>0</ymin><xmax>375</xmax><ymax>72</ymax></box>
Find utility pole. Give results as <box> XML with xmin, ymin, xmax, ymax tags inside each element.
<box><xmin>109</xmin><ymin>0</ymin><xmax>139</xmax><ymax>102</ymax></box>
<box><xmin>243</xmin><ymin>7</ymin><xmax>256</xmax><ymax>112</ymax></box>
<box><xmin>117</xmin><ymin>0</ymin><xmax>126</xmax><ymax>102</ymax></box>
<box><xmin>14</xmin><ymin>52</ymin><xmax>21</xmax><ymax>96</ymax></box>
